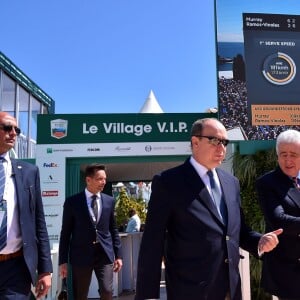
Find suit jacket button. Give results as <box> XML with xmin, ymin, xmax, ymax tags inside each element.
<box><xmin>225</xmin><ymin>258</ymin><xmax>229</xmax><ymax>263</ymax></box>
<box><xmin>226</xmin><ymin>235</ymin><xmax>230</xmax><ymax>240</ymax></box>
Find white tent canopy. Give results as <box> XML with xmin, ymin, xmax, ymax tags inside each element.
<box><xmin>139</xmin><ymin>90</ymin><xmax>164</xmax><ymax>113</ymax></box>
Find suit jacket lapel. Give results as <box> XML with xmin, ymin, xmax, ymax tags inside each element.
<box><xmin>217</xmin><ymin>169</ymin><xmax>232</xmax><ymax>227</ymax></box>
<box><xmin>183</xmin><ymin>160</ymin><xmax>224</xmax><ymax>225</ymax></box>
<box><xmin>289</xmin><ymin>189</ymin><xmax>300</xmax><ymax>208</ymax></box>
<box><xmin>80</xmin><ymin>192</ymin><xmax>95</xmax><ymax>226</ymax></box>
<box><xmin>198</xmin><ymin>185</ymin><xmax>224</xmax><ymax>224</ymax></box>
<box><xmin>99</xmin><ymin>193</ymin><xmax>104</xmax><ymax>220</ymax></box>
<box><xmin>11</xmin><ymin>159</ymin><xmax>24</xmax><ymax>211</ymax></box>
<box><xmin>286</xmin><ymin>179</ymin><xmax>300</xmax><ymax>208</ymax></box>
<box><xmin>275</xmin><ymin>167</ymin><xmax>300</xmax><ymax>208</ymax></box>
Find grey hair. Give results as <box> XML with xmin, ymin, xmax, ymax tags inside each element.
<box><xmin>276</xmin><ymin>129</ymin><xmax>300</xmax><ymax>155</ymax></box>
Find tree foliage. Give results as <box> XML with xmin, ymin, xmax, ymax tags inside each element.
<box><xmin>115</xmin><ymin>187</ymin><xmax>147</xmax><ymax>230</ymax></box>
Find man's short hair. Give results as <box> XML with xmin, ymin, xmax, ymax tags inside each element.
<box><xmin>276</xmin><ymin>129</ymin><xmax>300</xmax><ymax>155</ymax></box>
<box><xmin>85</xmin><ymin>163</ymin><xmax>106</xmax><ymax>177</ymax></box>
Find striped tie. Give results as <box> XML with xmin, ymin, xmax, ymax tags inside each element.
<box><xmin>0</xmin><ymin>158</ymin><xmax>7</xmax><ymax>250</ymax></box>
<box><xmin>91</xmin><ymin>195</ymin><xmax>98</xmax><ymax>223</ymax></box>
<box><xmin>293</xmin><ymin>177</ymin><xmax>300</xmax><ymax>190</ymax></box>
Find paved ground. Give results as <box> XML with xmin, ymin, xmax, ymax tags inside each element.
<box><xmin>88</xmin><ymin>281</ymin><xmax>166</xmax><ymax>300</ymax></box>
<box><xmin>114</xmin><ymin>281</ymin><xmax>167</xmax><ymax>300</ymax></box>
<box><xmin>87</xmin><ymin>262</ymin><xmax>166</xmax><ymax>299</ymax></box>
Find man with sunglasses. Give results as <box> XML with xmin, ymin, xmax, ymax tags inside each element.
<box><xmin>135</xmin><ymin>117</ymin><xmax>282</xmax><ymax>300</ymax></box>
<box><xmin>0</xmin><ymin>112</ymin><xmax>52</xmax><ymax>299</ymax></box>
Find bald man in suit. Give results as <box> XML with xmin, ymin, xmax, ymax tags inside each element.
<box><xmin>0</xmin><ymin>112</ymin><xmax>52</xmax><ymax>299</ymax></box>
<box><xmin>135</xmin><ymin>118</ymin><xmax>282</xmax><ymax>300</ymax></box>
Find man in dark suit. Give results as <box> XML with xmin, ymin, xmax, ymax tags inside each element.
<box><xmin>59</xmin><ymin>163</ymin><xmax>123</xmax><ymax>300</ymax></box>
<box><xmin>135</xmin><ymin>118</ymin><xmax>282</xmax><ymax>300</ymax></box>
<box><xmin>0</xmin><ymin>112</ymin><xmax>52</xmax><ymax>299</ymax></box>
<box><xmin>256</xmin><ymin>129</ymin><xmax>300</xmax><ymax>300</ymax></box>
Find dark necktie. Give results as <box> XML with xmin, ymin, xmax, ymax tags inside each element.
<box><xmin>0</xmin><ymin>158</ymin><xmax>7</xmax><ymax>251</ymax></box>
<box><xmin>91</xmin><ymin>195</ymin><xmax>98</xmax><ymax>223</ymax></box>
<box><xmin>207</xmin><ymin>170</ymin><xmax>227</xmax><ymax>224</ymax></box>
<box><xmin>293</xmin><ymin>177</ymin><xmax>300</xmax><ymax>190</ymax></box>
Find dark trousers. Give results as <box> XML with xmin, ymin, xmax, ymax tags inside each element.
<box><xmin>0</xmin><ymin>256</ymin><xmax>32</xmax><ymax>299</ymax></box>
<box><xmin>71</xmin><ymin>244</ymin><xmax>114</xmax><ymax>300</ymax></box>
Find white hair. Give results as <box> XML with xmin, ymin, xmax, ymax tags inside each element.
<box><xmin>276</xmin><ymin>129</ymin><xmax>300</xmax><ymax>155</ymax></box>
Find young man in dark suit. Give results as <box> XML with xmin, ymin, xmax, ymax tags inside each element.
<box><xmin>0</xmin><ymin>111</ymin><xmax>52</xmax><ymax>299</ymax></box>
<box><xmin>135</xmin><ymin>118</ymin><xmax>282</xmax><ymax>300</ymax></box>
<box><xmin>257</xmin><ymin>129</ymin><xmax>300</xmax><ymax>300</ymax></box>
<box><xmin>59</xmin><ymin>163</ymin><xmax>122</xmax><ymax>300</ymax></box>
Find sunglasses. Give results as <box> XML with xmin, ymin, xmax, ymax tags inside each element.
<box><xmin>0</xmin><ymin>124</ymin><xmax>21</xmax><ymax>136</ymax></box>
<box><xmin>194</xmin><ymin>135</ymin><xmax>230</xmax><ymax>146</ymax></box>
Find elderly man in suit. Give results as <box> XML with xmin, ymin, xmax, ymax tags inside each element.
<box><xmin>0</xmin><ymin>111</ymin><xmax>52</xmax><ymax>299</ymax></box>
<box><xmin>135</xmin><ymin>118</ymin><xmax>282</xmax><ymax>300</ymax></box>
<box><xmin>256</xmin><ymin>129</ymin><xmax>300</xmax><ymax>300</ymax></box>
<box><xmin>59</xmin><ymin>163</ymin><xmax>122</xmax><ymax>300</ymax></box>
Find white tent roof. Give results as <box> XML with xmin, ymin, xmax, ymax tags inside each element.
<box><xmin>227</xmin><ymin>126</ymin><xmax>248</xmax><ymax>140</ymax></box>
<box><xmin>139</xmin><ymin>90</ymin><xmax>164</xmax><ymax>113</ymax></box>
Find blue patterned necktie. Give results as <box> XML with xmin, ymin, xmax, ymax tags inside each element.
<box><xmin>207</xmin><ymin>170</ymin><xmax>227</xmax><ymax>224</ymax></box>
<box><xmin>0</xmin><ymin>158</ymin><xmax>7</xmax><ymax>251</ymax></box>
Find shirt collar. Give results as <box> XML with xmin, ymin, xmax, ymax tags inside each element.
<box><xmin>190</xmin><ymin>156</ymin><xmax>216</xmax><ymax>179</ymax></box>
<box><xmin>85</xmin><ymin>188</ymin><xmax>100</xmax><ymax>200</ymax></box>
<box><xmin>0</xmin><ymin>153</ymin><xmax>10</xmax><ymax>162</ymax></box>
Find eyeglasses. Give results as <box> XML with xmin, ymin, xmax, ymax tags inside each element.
<box><xmin>0</xmin><ymin>124</ymin><xmax>21</xmax><ymax>136</ymax></box>
<box><xmin>194</xmin><ymin>135</ymin><xmax>229</xmax><ymax>146</ymax></box>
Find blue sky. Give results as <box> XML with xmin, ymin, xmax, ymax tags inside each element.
<box><xmin>2</xmin><ymin>1</ymin><xmax>299</xmax><ymax>115</ymax></box>
<box><xmin>1</xmin><ymin>0</ymin><xmax>217</xmax><ymax>114</ymax></box>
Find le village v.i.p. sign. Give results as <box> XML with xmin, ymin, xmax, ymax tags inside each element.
<box><xmin>37</xmin><ymin>113</ymin><xmax>215</xmax><ymax>144</ymax></box>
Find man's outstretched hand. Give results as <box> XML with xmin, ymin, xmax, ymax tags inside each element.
<box><xmin>258</xmin><ymin>228</ymin><xmax>283</xmax><ymax>254</ymax></box>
